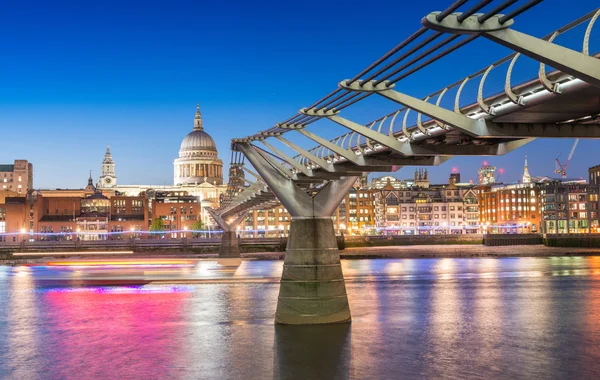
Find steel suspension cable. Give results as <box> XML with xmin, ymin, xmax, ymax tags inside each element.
<box><xmin>499</xmin><ymin>0</ymin><xmax>544</xmax><ymax>24</ymax></box>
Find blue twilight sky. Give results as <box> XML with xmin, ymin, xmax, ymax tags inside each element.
<box><xmin>1</xmin><ymin>0</ymin><xmax>599</xmax><ymax>188</ymax></box>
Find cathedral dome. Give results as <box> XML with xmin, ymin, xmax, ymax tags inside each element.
<box><xmin>178</xmin><ymin>105</ymin><xmax>218</xmax><ymax>156</ymax></box>
<box><xmin>180</xmin><ymin>130</ymin><xmax>217</xmax><ymax>153</ymax></box>
<box><xmin>174</xmin><ymin>105</ymin><xmax>224</xmax><ymax>186</ymax></box>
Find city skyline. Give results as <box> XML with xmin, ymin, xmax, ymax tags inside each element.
<box><xmin>1</xmin><ymin>0</ymin><xmax>598</xmax><ymax>188</ymax></box>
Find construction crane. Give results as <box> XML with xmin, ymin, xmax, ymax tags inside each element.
<box><xmin>555</xmin><ymin>139</ymin><xmax>580</xmax><ymax>178</ymax></box>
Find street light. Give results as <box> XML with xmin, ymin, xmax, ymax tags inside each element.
<box><xmin>183</xmin><ymin>225</ymin><xmax>188</xmax><ymax>239</ymax></box>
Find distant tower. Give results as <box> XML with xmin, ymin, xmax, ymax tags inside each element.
<box><xmin>449</xmin><ymin>172</ymin><xmax>461</xmax><ymax>185</ymax></box>
<box><xmin>522</xmin><ymin>156</ymin><xmax>531</xmax><ymax>184</ymax></box>
<box><xmin>478</xmin><ymin>163</ymin><xmax>496</xmax><ymax>185</ymax></box>
<box><xmin>99</xmin><ymin>145</ymin><xmax>117</xmax><ymax>188</ymax></box>
<box><xmin>414</xmin><ymin>168</ymin><xmax>430</xmax><ymax>188</ymax></box>
<box><xmin>85</xmin><ymin>171</ymin><xmax>96</xmax><ymax>193</ymax></box>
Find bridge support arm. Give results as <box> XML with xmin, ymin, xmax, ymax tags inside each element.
<box><xmin>295</xmin><ymin>128</ymin><xmax>394</xmax><ymax>170</ymax></box>
<box><xmin>338</xmin><ymin>80</ymin><xmax>493</xmax><ymax>138</ymax></box>
<box><xmin>421</xmin><ymin>11</ymin><xmax>600</xmax><ymax>89</ymax></box>
<box><xmin>275</xmin><ymin>135</ymin><xmax>332</xmax><ymax>171</ymax></box>
<box><xmin>375</xmin><ymin>88</ymin><xmax>492</xmax><ymax>137</ymax></box>
<box><xmin>259</xmin><ymin>139</ymin><xmax>312</xmax><ymax>176</ymax></box>
<box><xmin>324</xmin><ymin>113</ymin><xmax>417</xmax><ymax>155</ymax></box>
<box><xmin>484</xmin><ymin>28</ymin><xmax>600</xmax><ymax>89</ymax></box>
<box><xmin>205</xmin><ymin>208</ymin><xmax>249</xmax><ymax>258</ymax></box>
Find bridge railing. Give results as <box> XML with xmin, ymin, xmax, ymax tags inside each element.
<box><xmin>0</xmin><ymin>237</ymin><xmax>288</xmax><ymax>253</ymax></box>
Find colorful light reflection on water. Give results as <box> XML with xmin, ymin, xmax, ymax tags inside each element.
<box><xmin>1</xmin><ymin>256</ymin><xmax>600</xmax><ymax>379</ymax></box>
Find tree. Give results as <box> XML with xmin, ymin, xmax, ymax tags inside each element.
<box><xmin>189</xmin><ymin>219</ymin><xmax>205</xmax><ymax>238</ymax></box>
<box><xmin>149</xmin><ymin>217</ymin><xmax>165</xmax><ymax>238</ymax></box>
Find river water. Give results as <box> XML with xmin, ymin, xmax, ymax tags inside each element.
<box><xmin>1</xmin><ymin>256</ymin><xmax>600</xmax><ymax>379</ymax></box>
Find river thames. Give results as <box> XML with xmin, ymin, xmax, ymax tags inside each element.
<box><xmin>1</xmin><ymin>256</ymin><xmax>600</xmax><ymax>379</ymax></box>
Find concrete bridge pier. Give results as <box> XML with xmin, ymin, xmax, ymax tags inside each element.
<box><xmin>277</xmin><ymin>215</ymin><xmax>351</xmax><ymax>324</ymax></box>
<box><xmin>206</xmin><ymin>208</ymin><xmax>248</xmax><ymax>258</ymax></box>
<box><xmin>237</xmin><ymin>142</ymin><xmax>358</xmax><ymax>324</ymax></box>
<box><xmin>219</xmin><ymin>230</ymin><xmax>241</xmax><ymax>258</ymax></box>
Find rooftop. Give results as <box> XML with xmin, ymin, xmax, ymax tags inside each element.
<box><xmin>0</xmin><ymin>164</ymin><xmax>15</xmax><ymax>172</ymax></box>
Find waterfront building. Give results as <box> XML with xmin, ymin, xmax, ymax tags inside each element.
<box><xmin>98</xmin><ymin>105</ymin><xmax>228</xmax><ymax>227</ymax></box>
<box><xmin>0</xmin><ymin>175</ymin><xmax>149</xmax><ymax>241</ymax></box>
<box><xmin>478</xmin><ymin>183</ymin><xmax>542</xmax><ymax>234</ymax></box>
<box><xmin>150</xmin><ymin>191</ymin><xmax>202</xmax><ymax>238</ymax></box>
<box><xmin>0</xmin><ymin>197</ymin><xmax>27</xmax><ymax>242</ymax></box>
<box><xmin>33</xmin><ymin>177</ymin><xmax>149</xmax><ymax>240</ymax></box>
<box><xmin>541</xmin><ymin>179</ymin><xmax>591</xmax><ymax>234</ymax></box>
<box><xmin>589</xmin><ymin>164</ymin><xmax>600</xmax><ymax>232</ymax></box>
<box><xmin>0</xmin><ymin>160</ymin><xmax>33</xmax><ymax>194</ymax></box>
<box><xmin>478</xmin><ymin>157</ymin><xmax>542</xmax><ymax>233</ymax></box>
<box><xmin>372</xmin><ymin>171</ymin><xmax>480</xmax><ymax>234</ymax></box>
<box><xmin>346</xmin><ymin>182</ymin><xmax>376</xmax><ymax>233</ymax></box>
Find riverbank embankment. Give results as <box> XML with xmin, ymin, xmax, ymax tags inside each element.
<box><xmin>3</xmin><ymin>244</ymin><xmax>600</xmax><ymax>265</ymax></box>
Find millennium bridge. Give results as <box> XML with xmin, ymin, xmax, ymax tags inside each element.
<box><xmin>205</xmin><ymin>0</ymin><xmax>600</xmax><ymax>324</ymax></box>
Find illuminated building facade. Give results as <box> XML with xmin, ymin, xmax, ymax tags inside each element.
<box><xmin>478</xmin><ymin>183</ymin><xmax>542</xmax><ymax>234</ymax></box>
<box><xmin>150</xmin><ymin>191</ymin><xmax>202</xmax><ymax>238</ymax></box>
<box><xmin>372</xmin><ymin>171</ymin><xmax>480</xmax><ymax>234</ymax></box>
<box><xmin>589</xmin><ymin>164</ymin><xmax>600</xmax><ymax>232</ymax></box>
<box><xmin>541</xmin><ymin>180</ymin><xmax>591</xmax><ymax>234</ymax></box>
<box><xmin>0</xmin><ymin>176</ymin><xmax>149</xmax><ymax>241</ymax></box>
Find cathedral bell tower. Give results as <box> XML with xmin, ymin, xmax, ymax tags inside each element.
<box><xmin>99</xmin><ymin>145</ymin><xmax>117</xmax><ymax>188</ymax></box>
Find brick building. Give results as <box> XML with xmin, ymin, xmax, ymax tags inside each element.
<box><xmin>150</xmin><ymin>191</ymin><xmax>202</xmax><ymax>238</ymax></box>
<box><xmin>0</xmin><ymin>174</ymin><xmax>149</xmax><ymax>241</ymax></box>
<box><xmin>0</xmin><ymin>197</ymin><xmax>28</xmax><ymax>242</ymax></box>
<box><xmin>30</xmin><ymin>190</ymin><xmax>149</xmax><ymax>241</ymax></box>
<box><xmin>478</xmin><ymin>183</ymin><xmax>542</xmax><ymax>234</ymax></box>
